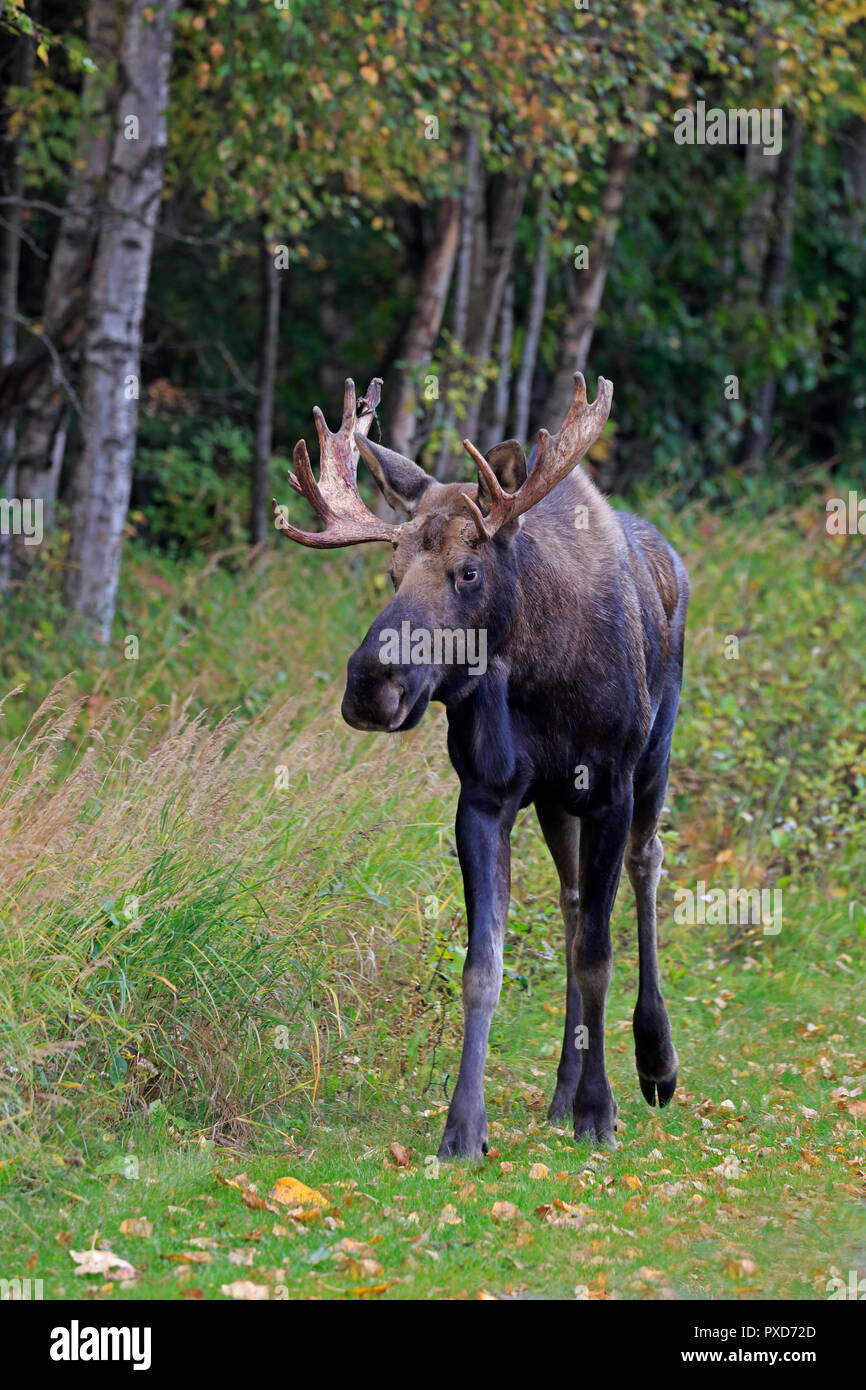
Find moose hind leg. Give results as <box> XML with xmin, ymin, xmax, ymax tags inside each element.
<box><xmin>571</xmin><ymin>797</ymin><xmax>632</xmax><ymax>1148</ymax></box>
<box><xmin>627</xmin><ymin>775</ymin><xmax>678</xmax><ymax>1107</ymax></box>
<box><xmin>536</xmin><ymin>801</ymin><xmax>583</xmax><ymax>1122</ymax></box>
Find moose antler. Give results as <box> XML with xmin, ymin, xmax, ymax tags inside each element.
<box><xmin>460</xmin><ymin>372</ymin><xmax>613</xmax><ymax>541</ymax></box>
<box><xmin>272</xmin><ymin>378</ymin><xmax>401</xmax><ymax>548</ymax></box>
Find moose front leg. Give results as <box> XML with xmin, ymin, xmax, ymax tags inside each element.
<box><xmin>438</xmin><ymin>792</ymin><xmax>517</xmax><ymax>1159</ymax></box>
<box><xmin>572</xmin><ymin>794</ymin><xmax>633</xmax><ymax>1147</ymax></box>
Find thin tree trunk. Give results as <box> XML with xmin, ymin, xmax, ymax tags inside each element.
<box><xmin>250</xmin><ymin>228</ymin><xmax>282</xmax><ymax>546</ymax></box>
<box><xmin>512</xmin><ymin>183</ymin><xmax>551</xmax><ymax>443</ymax></box>
<box><xmin>738</xmin><ymin>113</ymin><xmax>802</xmax><ymax>469</ymax></box>
<box><xmin>437</xmin><ymin>168</ymin><xmax>528</xmax><ymax>475</ymax></box>
<box><xmin>388</xmin><ymin>196</ymin><xmax>459</xmax><ymax>458</ymax></box>
<box><xmin>544</xmin><ymin>141</ymin><xmax>635</xmax><ymax>429</ymax></box>
<box><xmin>0</xmin><ymin>26</ymin><xmax>32</xmax><ymax>589</ymax></box>
<box><xmin>489</xmin><ymin>275</ymin><xmax>514</xmax><ymax>441</ymax></box>
<box><xmin>63</xmin><ymin>0</ymin><xmax>177</xmax><ymax>642</ymax></box>
<box><xmin>459</xmin><ymin>169</ymin><xmax>528</xmax><ymax>448</ymax></box>
<box><xmin>13</xmin><ymin>0</ymin><xmax>119</xmax><ymax>524</ymax></box>
<box><xmin>809</xmin><ymin>114</ymin><xmax>866</xmax><ymax>456</ymax></box>
<box><xmin>435</xmin><ymin>130</ymin><xmax>480</xmax><ymax>478</ymax></box>
<box><xmin>453</xmin><ymin>132</ymin><xmax>480</xmax><ymax>347</ymax></box>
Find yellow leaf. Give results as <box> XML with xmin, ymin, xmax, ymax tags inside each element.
<box><xmin>269</xmin><ymin>1175</ymin><xmax>328</xmax><ymax>1209</ymax></box>
<box><xmin>36</xmin><ymin>41</ymin><xmax>49</xmax><ymax>65</ymax></box>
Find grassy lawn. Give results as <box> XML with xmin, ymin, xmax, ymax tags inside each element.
<box><xmin>1</xmin><ymin>484</ymin><xmax>864</xmax><ymax>1300</ymax></box>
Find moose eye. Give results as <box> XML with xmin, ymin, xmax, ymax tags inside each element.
<box><xmin>457</xmin><ymin>566</ymin><xmax>479</xmax><ymax>589</ymax></box>
<box><xmin>387</xmin><ymin>566</ymin><xmax>397</xmax><ymax>589</ymax></box>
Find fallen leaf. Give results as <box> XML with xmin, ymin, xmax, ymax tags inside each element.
<box><xmin>220</xmin><ymin>1280</ymin><xmax>269</xmax><ymax>1300</ymax></box>
<box><xmin>528</xmin><ymin>1163</ymin><xmax>549</xmax><ymax>1180</ymax></box>
<box><xmin>70</xmin><ymin>1249</ymin><xmax>136</xmax><ymax>1280</ymax></box>
<box><xmin>438</xmin><ymin>1203</ymin><xmax>462</xmax><ymax>1226</ymax></box>
<box><xmin>269</xmin><ymin>1176</ymin><xmax>328</xmax><ymax>1209</ymax></box>
<box><xmin>333</xmin><ymin>1238</ymin><xmax>374</xmax><ymax>1258</ymax></box>
<box><xmin>491</xmin><ymin>1200</ymin><xmax>520</xmax><ymax>1222</ymax></box>
<box><xmin>389</xmin><ymin>1142</ymin><xmax>411</xmax><ymax>1168</ymax></box>
<box><xmin>335</xmin><ymin>1255</ymin><xmax>384</xmax><ymax>1278</ymax></box>
<box><xmin>215</xmin><ymin>1172</ymin><xmax>278</xmax><ymax>1214</ymax></box>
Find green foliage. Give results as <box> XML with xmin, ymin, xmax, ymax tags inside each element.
<box><xmin>134</xmin><ymin>419</ymin><xmax>257</xmax><ymax>554</ymax></box>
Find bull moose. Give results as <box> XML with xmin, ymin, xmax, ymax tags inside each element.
<box><xmin>274</xmin><ymin>373</ymin><xmax>688</xmax><ymax>1158</ymax></box>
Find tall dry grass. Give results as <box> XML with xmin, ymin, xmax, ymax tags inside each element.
<box><xmin>0</xmin><ymin>676</ymin><xmax>457</xmax><ymax>1171</ymax></box>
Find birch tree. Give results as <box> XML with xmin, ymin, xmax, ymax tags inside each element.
<box><xmin>63</xmin><ymin>0</ymin><xmax>177</xmax><ymax>641</ymax></box>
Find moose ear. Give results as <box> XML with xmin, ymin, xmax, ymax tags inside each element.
<box><xmin>356</xmin><ymin>435</ymin><xmax>433</xmax><ymax>517</ymax></box>
<box><xmin>477</xmin><ymin>439</ymin><xmax>527</xmax><ymax>514</ymax></box>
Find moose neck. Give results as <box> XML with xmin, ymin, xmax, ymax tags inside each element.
<box><xmin>496</xmin><ymin>466</ymin><xmax>624</xmax><ymax>689</ymax></box>
<box><xmin>445</xmin><ymin>465</ymin><xmax>635</xmax><ymax>792</ymax></box>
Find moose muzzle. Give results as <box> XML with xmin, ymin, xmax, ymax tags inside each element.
<box><xmin>341</xmin><ymin>607</ymin><xmax>434</xmax><ymax>733</ymax></box>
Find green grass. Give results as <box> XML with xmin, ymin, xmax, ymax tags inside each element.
<box><xmin>1</xmin><ymin>484</ymin><xmax>865</xmax><ymax>1300</ymax></box>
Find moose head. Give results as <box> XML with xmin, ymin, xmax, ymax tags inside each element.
<box><xmin>273</xmin><ymin>374</ymin><xmax>612</xmax><ymax>737</ymax></box>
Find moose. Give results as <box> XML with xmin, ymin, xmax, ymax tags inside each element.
<box><xmin>274</xmin><ymin>373</ymin><xmax>688</xmax><ymax>1157</ymax></box>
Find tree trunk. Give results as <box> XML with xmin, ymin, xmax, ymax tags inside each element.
<box><xmin>250</xmin><ymin>228</ymin><xmax>282</xmax><ymax>546</ymax></box>
<box><xmin>0</xmin><ymin>44</ymin><xmax>22</xmax><ymax>586</ymax></box>
<box><xmin>809</xmin><ymin>115</ymin><xmax>866</xmax><ymax>457</ymax></box>
<box><xmin>63</xmin><ymin>0</ymin><xmax>177</xmax><ymax>642</ymax></box>
<box><xmin>453</xmin><ymin>131</ymin><xmax>480</xmax><ymax>347</ymax></box>
<box><xmin>0</xmin><ymin>25</ymin><xmax>34</xmax><ymax>590</ymax></box>
<box><xmin>544</xmin><ymin>141</ymin><xmax>635</xmax><ymax>429</ymax></box>
<box><xmin>12</xmin><ymin>0</ymin><xmax>119</xmax><ymax>526</ymax></box>
<box><xmin>437</xmin><ymin>167</ymin><xmax>528</xmax><ymax>475</ymax></box>
<box><xmin>434</xmin><ymin>130</ymin><xmax>480</xmax><ymax>478</ymax></box>
<box><xmin>388</xmin><ymin>196</ymin><xmax>459</xmax><ymax>458</ymax></box>
<box><xmin>512</xmin><ymin>183</ymin><xmax>551</xmax><ymax>444</ymax></box>
<box><xmin>459</xmin><ymin>169</ymin><xmax>528</xmax><ymax>449</ymax></box>
<box><xmin>738</xmin><ymin>113</ymin><xmax>802</xmax><ymax>469</ymax></box>
<box><xmin>489</xmin><ymin>274</ymin><xmax>514</xmax><ymax>441</ymax></box>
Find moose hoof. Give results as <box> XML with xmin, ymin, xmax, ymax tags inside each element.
<box><xmin>547</xmin><ymin>1086</ymin><xmax>578</xmax><ymax>1124</ymax></box>
<box><xmin>574</xmin><ymin>1120</ymin><xmax>618</xmax><ymax>1151</ymax></box>
<box><xmin>573</xmin><ymin>1089</ymin><xmax>618</xmax><ymax>1149</ymax></box>
<box><xmin>438</xmin><ymin>1115</ymin><xmax>488</xmax><ymax>1161</ymax></box>
<box><xmin>639</xmin><ymin>1068</ymin><xmax>678</xmax><ymax>1108</ymax></box>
